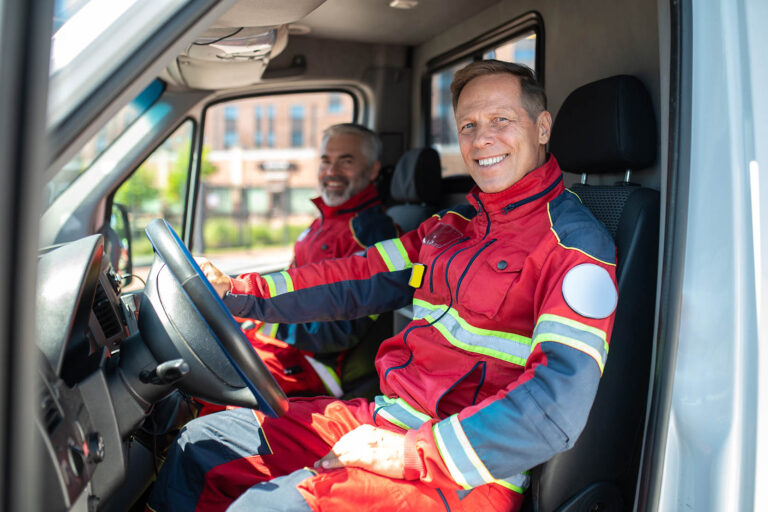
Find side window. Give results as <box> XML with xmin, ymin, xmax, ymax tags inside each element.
<box><xmin>428</xmin><ymin>29</ymin><xmax>539</xmax><ymax>177</ymax></box>
<box><xmin>112</xmin><ymin>120</ymin><xmax>194</xmax><ymax>289</ymax></box>
<box><xmin>194</xmin><ymin>92</ymin><xmax>355</xmax><ymax>274</ymax></box>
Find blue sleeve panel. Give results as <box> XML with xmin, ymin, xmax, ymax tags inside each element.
<box><xmin>276</xmin><ymin>316</ymin><xmax>375</xmax><ymax>354</ymax></box>
<box><xmin>352</xmin><ymin>207</ymin><xmax>400</xmax><ymax>247</ymax></box>
<box><xmin>224</xmin><ymin>268</ymin><xmax>414</xmax><ymax>324</ymax></box>
<box><xmin>548</xmin><ymin>191</ymin><xmax>616</xmax><ymax>264</ymax></box>
<box><xmin>458</xmin><ymin>341</ymin><xmax>601</xmax><ymax>478</ymax></box>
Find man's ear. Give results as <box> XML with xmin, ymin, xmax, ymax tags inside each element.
<box><xmin>368</xmin><ymin>161</ymin><xmax>381</xmax><ymax>182</ymax></box>
<box><xmin>537</xmin><ymin>111</ymin><xmax>552</xmax><ymax>144</ymax></box>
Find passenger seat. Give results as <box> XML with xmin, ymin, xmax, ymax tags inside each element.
<box><xmin>386</xmin><ymin>147</ymin><xmax>442</xmax><ymax>233</ymax></box>
<box><xmin>529</xmin><ymin>75</ymin><xmax>660</xmax><ymax>511</ymax></box>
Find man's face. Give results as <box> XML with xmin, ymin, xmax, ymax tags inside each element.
<box><xmin>454</xmin><ymin>73</ymin><xmax>552</xmax><ymax>193</ymax></box>
<box><xmin>319</xmin><ymin>133</ymin><xmax>380</xmax><ymax>207</ymax></box>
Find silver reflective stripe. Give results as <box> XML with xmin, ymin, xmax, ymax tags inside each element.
<box><xmin>413</xmin><ymin>300</ymin><xmax>531</xmax><ymax>365</ymax></box>
<box><xmin>258</xmin><ymin>323</ymin><xmax>278</xmax><ymax>337</ymax></box>
<box><xmin>373</xmin><ymin>395</ymin><xmax>431</xmax><ymax>430</ymax></box>
<box><xmin>531</xmin><ymin>315</ymin><xmax>608</xmax><ymax>372</ymax></box>
<box><xmin>375</xmin><ymin>239</ymin><xmax>410</xmax><ymax>271</ymax></box>
<box><xmin>303</xmin><ymin>356</ymin><xmax>343</xmax><ymax>398</ymax></box>
<box><xmin>267</xmin><ymin>271</ymin><xmax>292</xmax><ymax>296</ymax></box>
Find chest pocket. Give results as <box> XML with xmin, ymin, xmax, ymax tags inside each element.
<box><xmin>459</xmin><ymin>251</ymin><xmax>525</xmax><ymax>319</ymax></box>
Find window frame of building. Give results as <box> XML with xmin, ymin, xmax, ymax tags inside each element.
<box><xmin>423</xmin><ymin>12</ymin><xmax>544</xmax><ymax>177</ymax></box>
<box><xmin>254</xmin><ymin>105</ymin><xmax>263</xmax><ymax>148</ymax></box>
<box><xmin>224</xmin><ymin>105</ymin><xmax>239</xmax><ymax>149</ymax></box>
<box><xmin>290</xmin><ymin>104</ymin><xmax>306</xmax><ymax>148</ymax></box>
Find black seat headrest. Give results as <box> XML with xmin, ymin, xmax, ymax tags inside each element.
<box><xmin>550</xmin><ymin>75</ymin><xmax>657</xmax><ymax>174</ymax></box>
<box><xmin>389</xmin><ymin>148</ymin><xmax>441</xmax><ymax>204</ymax></box>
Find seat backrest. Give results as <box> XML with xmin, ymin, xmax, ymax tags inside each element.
<box><xmin>530</xmin><ymin>75</ymin><xmax>659</xmax><ymax>511</ymax></box>
<box><xmin>387</xmin><ymin>147</ymin><xmax>442</xmax><ymax>233</ymax></box>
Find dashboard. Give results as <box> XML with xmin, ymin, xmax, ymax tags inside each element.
<box><xmin>36</xmin><ymin>235</ymin><xmax>138</xmax><ymax>511</ymax></box>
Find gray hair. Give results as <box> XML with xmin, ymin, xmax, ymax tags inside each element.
<box><xmin>321</xmin><ymin>123</ymin><xmax>382</xmax><ymax>168</ymax></box>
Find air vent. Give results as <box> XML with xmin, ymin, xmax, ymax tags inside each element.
<box><xmin>40</xmin><ymin>387</ymin><xmax>62</xmax><ymax>435</ymax></box>
<box><xmin>93</xmin><ymin>284</ymin><xmax>121</xmax><ymax>338</ymax></box>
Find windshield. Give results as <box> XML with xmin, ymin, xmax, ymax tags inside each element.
<box><xmin>43</xmin><ymin>80</ymin><xmax>165</xmax><ymax>209</ymax></box>
<box><xmin>48</xmin><ymin>0</ymin><xmax>187</xmax><ymax>129</ymax></box>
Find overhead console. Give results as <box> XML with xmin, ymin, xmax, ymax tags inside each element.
<box><xmin>161</xmin><ymin>0</ymin><xmax>327</xmax><ymax>89</ymax></box>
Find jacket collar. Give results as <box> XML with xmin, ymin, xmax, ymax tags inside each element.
<box><xmin>311</xmin><ymin>184</ymin><xmax>381</xmax><ymax>219</ymax></box>
<box><xmin>466</xmin><ymin>154</ymin><xmax>564</xmax><ymax>224</ymax></box>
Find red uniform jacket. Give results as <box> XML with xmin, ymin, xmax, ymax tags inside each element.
<box><xmin>225</xmin><ymin>156</ymin><xmax>618</xmax><ymax>493</ymax></box>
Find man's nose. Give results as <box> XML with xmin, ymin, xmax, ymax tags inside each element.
<box><xmin>472</xmin><ymin>124</ymin><xmax>494</xmax><ymax>148</ymax></box>
<box><xmin>323</xmin><ymin>160</ymin><xmax>343</xmax><ymax>176</ymax></box>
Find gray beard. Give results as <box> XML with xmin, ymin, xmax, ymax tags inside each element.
<box><xmin>320</xmin><ymin>177</ymin><xmax>369</xmax><ymax>207</ymax></box>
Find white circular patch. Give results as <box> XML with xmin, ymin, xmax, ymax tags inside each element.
<box><xmin>562</xmin><ymin>263</ymin><xmax>618</xmax><ymax>319</ymax></box>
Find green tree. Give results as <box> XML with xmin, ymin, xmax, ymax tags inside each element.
<box><xmin>114</xmin><ymin>163</ymin><xmax>158</xmax><ymax>209</ymax></box>
<box><xmin>165</xmin><ymin>142</ymin><xmax>217</xmax><ymax>205</ymax></box>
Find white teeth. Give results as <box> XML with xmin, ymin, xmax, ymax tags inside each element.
<box><xmin>478</xmin><ymin>155</ymin><xmax>507</xmax><ymax>166</ymax></box>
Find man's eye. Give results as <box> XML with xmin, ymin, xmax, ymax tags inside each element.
<box><xmin>495</xmin><ymin>117</ymin><xmax>509</xmax><ymax>123</ymax></box>
<box><xmin>460</xmin><ymin>122</ymin><xmax>475</xmax><ymax>132</ymax></box>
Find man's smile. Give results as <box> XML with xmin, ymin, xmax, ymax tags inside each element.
<box><xmin>476</xmin><ymin>154</ymin><xmax>509</xmax><ymax>167</ymax></box>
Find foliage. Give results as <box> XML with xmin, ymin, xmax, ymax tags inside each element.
<box><xmin>165</xmin><ymin>142</ymin><xmax>217</xmax><ymax>205</ymax></box>
<box><xmin>202</xmin><ymin>219</ymin><xmax>307</xmax><ymax>249</ymax></box>
<box><xmin>204</xmin><ymin>217</ymin><xmax>240</xmax><ymax>248</ymax></box>
<box><xmin>114</xmin><ymin>164</ymin><xmax>158</xmax><ymax>209</ymax></box>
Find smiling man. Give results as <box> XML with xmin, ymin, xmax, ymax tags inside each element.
<box><xmin>211</xmin><ymin>123</ymin><xmax>399</xmax><ymax>403</ymax></box>
<box><xmin>149</xmin><ymin>61</ymin><xmax>618</xmax><ymax>512</ymax></box>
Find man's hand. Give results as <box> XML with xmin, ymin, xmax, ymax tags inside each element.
<box><xmin>194</xmin><ymin>257</ymin><xmax>232</xmax><ymax>298</ymax></box>
<box><xmin>314</xmin><ymin>424</ymin><xmax>405</xmax><ymax>479</ymax></box>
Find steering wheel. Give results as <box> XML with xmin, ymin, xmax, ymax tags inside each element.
<box><xmin>143</xmin><ymin>219</ymin><xmax>288</xmax><ymax>417</ymax></box>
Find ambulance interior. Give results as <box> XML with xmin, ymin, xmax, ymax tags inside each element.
<box><xmin>34</xmin><ymin>0</ymin><xmax>690</xmax><ymax>510</ymax></box>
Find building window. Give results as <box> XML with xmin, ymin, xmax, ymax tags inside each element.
<box><xmin>328</xmin><ymin>93</ymin><xmax>343</xmax><ymax>114</ymax></box>
<box><xmin>254</xmin><ymin>105</ymin><xmax>263</xmax><ymax>148</ymax></box>
<box><xmin>224</xmin><ymin>105</ymin><xmax>238</xmax><ymax>149</ymax></box>
<box><xmin>483</xmin><ymin>32</ymin><xmax>536</xmax><ymax>70</ymax></box>
<box><xmin>267</xmin><ymin>105</ymin><xmax>275</xmax><ymax>148</ymax></box>
<box><xmin>290</xmin><ymin>105</ymin><xmax>305</xmax><ymax>148</ymax></box>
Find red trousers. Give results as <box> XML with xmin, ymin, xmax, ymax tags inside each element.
<box><xmin>148</xmin><ymin>397</ymin><xmax>523</xmax><ymax>511</ymax></box>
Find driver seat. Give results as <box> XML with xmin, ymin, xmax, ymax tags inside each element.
<box><xmin>528</xmin><ymin>75</ymin><xmax>659</xmax><ymax>511</ymax></box>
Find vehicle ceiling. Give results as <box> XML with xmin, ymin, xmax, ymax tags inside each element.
<box><xmin>221</xmin><ymin>0</ymin><xmax>503</xmax><ymax>45</ymax></box>
<box><xmin>297</xmin><ymin>0</ymin><xmax>503</xmax><ymax>44</ymax></box>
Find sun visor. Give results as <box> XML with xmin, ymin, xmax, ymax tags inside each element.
<box><xmin>164</xmin><ymin>24</ymin><xmax>289</xmax><ymax>90</ymax></box>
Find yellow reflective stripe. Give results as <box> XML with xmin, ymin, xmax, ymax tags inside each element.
<box><xmin>263</xmin><ymin>323</ymin><xmax>278</xmax><ymax>337</ymax></box>
<box><xmin>375</xmin><ymin>239</ymin><xmax>412</xmax><ymax>272</ymax></box>
<box><xmin>532</xmin><ymin>314</ymin><xmax>609</xmax><ymax>373</ymax></box>
<box><xmin>263</xmin><ymin>274</ymin><xmax>277</xmax><ymax>297</ymax></box>
<box><xmin>377</xmin><ymin>409</ymin><xmax>412</xmax><ymax>431</ymax></box>
<box><xmin>303</xmin><ymin>356</ymin><xmax>343</xmax><ymax>398</ymax></box>
<box><xmin>538</xmin><ymin>313</ymin><xmax>607</xmax><ymax>345</ymax></box>
<box><xmin>534</xmin><ymin>334</ymin><xmax>606</xmax><ymax>373</ymax></box>
<box><xmin>494</xmin><ymin>477</ymin><xmax>526</xmax><ymax>494</ymax></box>
<box><xmin>413</xmin><ymin>299</ymin><xmax>531</xmax><ymax>365</ymax></box>
<box><xmin>377</xmin><ymin>396</ymin><xmax>431</xmax><ymax>423</ymax></box>
<box><xmin>447</xmin><ymin>415</ymin><xmax>495</xmax><ymax>484</ymax></box>
<box><xmin>433</xmin><ymin>423</ymin><xmax>472</xmax><ymax>490</ymax></box>
<box><xmin>262</xmin><ymin>271</ymin><xmax>294</xmax><ymax>297</ymax></box>
<box><xmin>280</xmin><ymin>271</ymin><xmax>294</xmax><ymax>293</ymax></box>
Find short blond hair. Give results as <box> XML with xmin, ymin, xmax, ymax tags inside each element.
<box><xmin>450</xmin><ymin>60</ymin><xmax>546</xmax><ymax>121</ymax></box>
